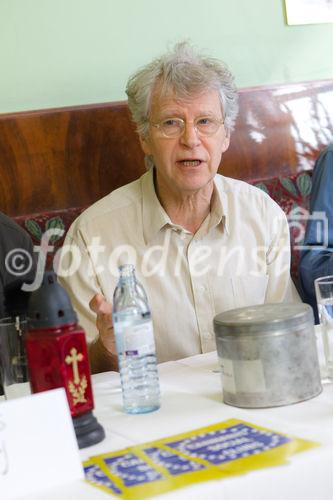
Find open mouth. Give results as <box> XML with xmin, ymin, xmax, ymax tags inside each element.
<box><xmin>177</xmin><ymin>160</ymin><xmax>202</xmax><ymax>167</ymax></box>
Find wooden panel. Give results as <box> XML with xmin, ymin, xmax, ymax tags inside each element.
<box><xmin>1</xmin><ymin>80</ymin><xmax>333</xmax><ymax>216</ymax></box>
<box><xmin>0</xmin><ymin>103</ymin><xmax>145</xmax><ymax>216</ymax></box>
<box><xmin>225</xmin><ymin>80</ymin><xmax>333</xmax><ymax>181</ymax></box>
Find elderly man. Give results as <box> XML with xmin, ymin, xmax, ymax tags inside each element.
<box><xmin>59</xmin><ymin>42</ymin><xmax>299</xmax><ymax>373</ymax></box>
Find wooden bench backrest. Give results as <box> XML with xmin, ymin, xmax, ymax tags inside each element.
<box><xmin>1</xmin><ymin>80</ymin><xmax>333</xmax><ymax>216</ymax></box>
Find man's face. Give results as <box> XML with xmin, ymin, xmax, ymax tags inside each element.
<box><xmin>140</xmin><ymin>88</ymin><xmax>230</xmax><ymax>198</ymax></box>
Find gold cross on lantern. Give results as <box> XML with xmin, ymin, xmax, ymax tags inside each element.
<box><xmin>65</xmin><ymin>347</ymin><xmax>83</xmax><ymax>384</ymax></box>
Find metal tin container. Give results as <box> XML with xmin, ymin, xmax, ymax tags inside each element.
<box><xmin>213</xmin><ymin>303</ymin><xmax>322</xmax><ymax>408</ymax></box>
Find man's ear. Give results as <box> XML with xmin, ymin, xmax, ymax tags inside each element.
<box><xmin>221</xmin><ymin>132</ymin><xmax>230</xmax><ymax>154</ymax></box>
<box><xmin>139</xmin><ymin>135</ymin><xmax>152</xmax><ymax>156</ymax></box>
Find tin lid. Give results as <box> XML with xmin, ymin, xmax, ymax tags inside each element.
<box><xmin>214</xmin><ymin>303</ymin><xmax>314</xmax><ymax>336</ymax></box>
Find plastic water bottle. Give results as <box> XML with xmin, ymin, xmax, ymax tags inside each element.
<box><xmin>112</xmin><ymin>264</ymin><xmax>160</xmax><ymax>414</ymax></box>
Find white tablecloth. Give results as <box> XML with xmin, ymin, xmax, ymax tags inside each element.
<box><xmin>16</xmin><ymin>328</ymin><xmax>333</xmax><ymax>499</ymax></box>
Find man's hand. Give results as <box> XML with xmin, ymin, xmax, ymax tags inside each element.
<box><xmin>88</xmin><ymin>293</ymin><xmax>118</xmax><ymax>373</ymax></box>
<box><xmin>89</xmin><ymin>293</ymin><xmax>117</xmax><ymax>355</ymax></box>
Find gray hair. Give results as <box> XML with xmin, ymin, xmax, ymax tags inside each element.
<box><xmin>126</xmin><ymin>41</ymin><xmax>238</xmax><ymax>141</ymax></box>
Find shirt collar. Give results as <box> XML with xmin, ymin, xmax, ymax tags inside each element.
<box><xmin>207</xmin><ymin>181</ymin><xmax>227</xmax><ymax>234</ymax></box>
<box><xmin>141</xmin><ymin>169</ymin><xmax>228</xmax><ymax>244</ymax></box>
<box><xmin>196</xmin><ymin>178</ymin><xmax>228</xmax><ymax>237</ymax></box>
<box><xmin>142</xmin><ymin>169</ymin><xmax>172</xmax><ymax>245</ymax></box>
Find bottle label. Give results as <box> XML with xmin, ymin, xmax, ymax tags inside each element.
<box><xmin>124</xmin><ymin>321</ymin><xmax>155</xmax><ymax>357</ymax></box>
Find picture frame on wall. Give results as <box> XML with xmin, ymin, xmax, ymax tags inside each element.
<box><xmin>285</xmin><ymin>0</ymin><xmax>333</xmax><ymax>25</ymax></box>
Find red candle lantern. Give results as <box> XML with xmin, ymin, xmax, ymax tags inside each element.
<box><xmin>25</xmin><ymin>272</ymin><xmax>105</xmax><ymax>448</ymax></box>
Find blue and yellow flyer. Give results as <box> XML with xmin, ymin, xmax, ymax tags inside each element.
<box><xmin>83</xmin><ymin>418</ymin><xmax>318</xmax><ymax>499</ymax></box>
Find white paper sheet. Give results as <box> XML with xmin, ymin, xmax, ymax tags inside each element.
<box><xmin>0</xmin><ymin>388</ymin><xmax>84</xmax><ymax>500</ymax></box>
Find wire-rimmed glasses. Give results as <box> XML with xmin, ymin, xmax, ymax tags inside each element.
<box><xmin>151</xmin><ymin>116</ymin><xmax>224</xmax><ymax>138</ymax></box>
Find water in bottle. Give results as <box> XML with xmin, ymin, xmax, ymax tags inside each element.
<box><xmin>112</xmin><ymin>264</ymin><xmax>160</xmax><ymax>414</ymax></box>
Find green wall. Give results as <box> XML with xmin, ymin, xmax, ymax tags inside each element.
<box><xmin>1</xmin><ymin>0</ymin><xmax>333</xmax><ymax>113</ymax></box>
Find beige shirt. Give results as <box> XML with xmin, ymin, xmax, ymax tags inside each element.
<box><xmin>58</xmin><ymin>169</ymin><xmax>299</xmax><ymax>363</ymax></box>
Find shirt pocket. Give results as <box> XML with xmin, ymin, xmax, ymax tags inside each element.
<box><xmin>231</xmin><ymin>274</ymin><xmax>269</xmax><ymax>308</ymax></box>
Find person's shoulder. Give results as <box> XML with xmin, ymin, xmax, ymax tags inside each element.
<box><xmin>69</xmin><ymin>174</ymin><xmax>145</xmax><ymax>232</ymax></box>
<box><xmin>0</xmin><ymin>211</ymin><xmax>23</xmax><ymax>232</ymax></box>
<box><xmin>214</xmin><ymin>174</ymin><xmax>265</xmax><ymax>195</ymax></box>
<box><xmin>83</xmin><ymin>177</ymin><xmax>142</xmax><ymax>216</ymax></box>
<box><xmin>214</xmin><ymin>174</ymin><xmax>283</xmax><ymax>212</ymax></box>
<box><xmin>0</xmin><ymin>212</ymin><xmax>32</xmax><ymax>246</ymax></box>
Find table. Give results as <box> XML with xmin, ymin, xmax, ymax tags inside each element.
<box><xmin>16</xmin><ymin>328</ymin><xmax>333</xmax><ymax>499</ymax></box>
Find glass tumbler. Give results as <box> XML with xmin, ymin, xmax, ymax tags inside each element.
<box><xmin>315</xmin><ymin>275</ymin><xmax>333</xmax><ymax>382</ymax></box>
<box><xmin>0</xmin><ymin>317</ymin><xmax>30</xmax><ymax>399</ymax></box>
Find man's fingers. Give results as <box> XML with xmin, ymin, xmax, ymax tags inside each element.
<box><xmin>89</xmin><ymin>293</ymin><xmax>112</xmax><ymax>315</ymax></box>
<box><xmin>89</xmin><ymin>293</ymin><xmax>104</xmax><ymax>313</ymax></box>
<box><xmin>90</xmin><ymin>294</ymin><xmax>116</xmax><ymax>353</ymax></box>
<box><xmin>96</xmin><ymin>312</ymin><xmax>113</xmax><ymax>330</ymax></box>
<box><xmin>89</xmin><ymin>292</ymin><xmax>115</xmax><ymax>352</ymax></box>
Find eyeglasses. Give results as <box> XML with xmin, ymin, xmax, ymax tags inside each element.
<box><xmin>151</xmin><ymin>116</ymin><xmax>225</xmax><ymax>138</ymax></box>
